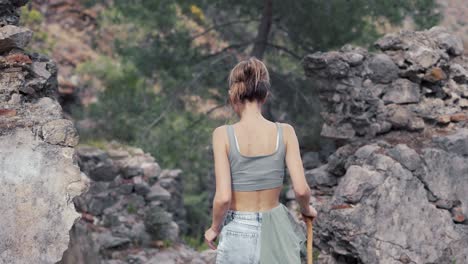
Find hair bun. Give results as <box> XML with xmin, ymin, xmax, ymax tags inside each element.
<box><xmin>228</xmin><ymin>57</ymin><xmax>270</xmax><ymax>105</ymax></box>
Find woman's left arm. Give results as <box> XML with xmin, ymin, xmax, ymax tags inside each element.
<box><xmin>209</xmin><ymin>125</ymin><xmax>232</xmax><ymax>233</ymax></box>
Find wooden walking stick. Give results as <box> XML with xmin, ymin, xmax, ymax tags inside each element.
<box><xmin>306</xmin><ymin>216</ymin><xmax>314</xmax><ymax>264</ymax></box>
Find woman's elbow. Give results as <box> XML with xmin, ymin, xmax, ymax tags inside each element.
<box><xmin>295</xmin><ymin>185</ymin><xmax>311</xmax><ymax>198</ymax></box>
<box><xmin>215</xmin><ymin>193</ymin><xmax>231</xmax><ymax>204</ymax></box>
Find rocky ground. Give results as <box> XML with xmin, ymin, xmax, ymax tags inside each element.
<box><xmin>302</xmin><ymin>26</ymin><xmax>468</xmax><ymax>263</ymax></box>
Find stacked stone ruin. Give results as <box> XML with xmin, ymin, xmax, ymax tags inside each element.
<box><xmin>302</xmin><ymin>26</ymin><xmax>468</xmax><ymax>263</ymax></box>
<box><xmin>0</xmin><ymin>0</ymin><xmax>87</xmax><ymax>263</ymax></box>
<box><xmin>60</xmin><ymin>142</ymin><xmax>214</xmax><ymax>264</ymax></box>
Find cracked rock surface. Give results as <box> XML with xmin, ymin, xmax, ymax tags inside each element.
<box><xmin>0</xmin><ymin>1</ymin><xmax>87</xmax><ymax>263</ymax></box>
<box><xmin>302</xmin><ymin>26</ymin><xmax>468</xmax><ymax>264</ymax></box>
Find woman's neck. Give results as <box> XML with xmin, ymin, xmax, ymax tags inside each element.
<box><xmin>238</xmin><ymin>102</ymin><xmax>267</xmax><ymax>123</ymax></box>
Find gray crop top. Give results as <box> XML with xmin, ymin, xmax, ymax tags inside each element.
<box><xmin>226</xmin><ymin>122</ymin><xmax>285</xmax><ymax>191</ymax></box>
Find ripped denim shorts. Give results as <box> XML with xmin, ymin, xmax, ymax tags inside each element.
<box><xmin>215</xmin><ymin>208</ymin><xmax>263</xmax><ymax>264</ymax></box>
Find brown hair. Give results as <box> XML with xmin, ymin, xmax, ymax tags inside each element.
<box><xmin>228</xmin><ymin>57</ymin><xmax>270</xmax><ymax>106</ymax></box>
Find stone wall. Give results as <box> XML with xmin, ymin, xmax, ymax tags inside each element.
<box><xmin>303</xmin><ymin>26</ymin><xmax>466</xmax><ymax>141</ymax></box>
<box><xmin>0</xmin><ymin>0</ymin><xmax>88</xmax><ymax>263</ymax></box>
<box><xmin>60</xmin><ymin>142</ymin><xmax>214</xmax><ymax>264</ymax></box>
<box><xmin>302</xmin><ymin>26</ymin><xmax>468</xmax><ymax>263</ymax></box>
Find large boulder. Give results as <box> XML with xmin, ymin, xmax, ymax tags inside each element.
<box><xmin>0</xmin><ymin>1</ymin><xmax>88</xmax><ymax>263</ymax></box>
<box><xmin>311</xmin><ymin>132</ymin><xmax>468</xmax><ymax>263</ymax></box>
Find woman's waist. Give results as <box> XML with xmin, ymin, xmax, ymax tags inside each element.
<box><xmin>227</xmin><ymin>202</ymin><xmax>283</xmax><ymax>217</ymax></box>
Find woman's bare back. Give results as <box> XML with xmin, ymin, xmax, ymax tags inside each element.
<box><xmin>228</xmin><ymin>121</ymin><xmax>285</xmax><ymax>212</ymax></box>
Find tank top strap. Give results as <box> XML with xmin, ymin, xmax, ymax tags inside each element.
<box><xmin>275</xmin><ymin>122</ymin><xmax>284</xmax><ymax>152</ymax></box>
<box><xmin>226</xmin><ymin>124</ymin><xmax>239</xmax><ymax>158</ymax></box>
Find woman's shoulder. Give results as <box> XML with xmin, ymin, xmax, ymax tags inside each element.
<box><xmin>277</xmin><ymin>122</ymin><xmax>294</xmax><ymax>133</ymax></box>
<box><xmin>212</xmin><ymin>124</ymin><xmax>230</xmax><ymax>139</ymax></box>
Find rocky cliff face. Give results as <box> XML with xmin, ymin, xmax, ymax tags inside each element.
<box><xmin>303</xmin><ymin>26</ymin><xmax>468</xmax><ymax>263</ymax></box>
<box><xmin>60</xmin><ymin>142</ymin><xmax>215</xmax><ymax>264</ymax></box>
<box><xmin>0</xmin><ymin>0</ymin><xmax>88</xmax><ymax>263</ymax></box>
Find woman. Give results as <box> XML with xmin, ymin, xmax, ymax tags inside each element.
<box><xmin>204</xmin><ymin>57</ymin><xmax>318</xmax><ymax>264</ymax></box>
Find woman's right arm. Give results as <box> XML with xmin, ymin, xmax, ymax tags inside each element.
<box><xmin>283</xmin><ymin>123</ymin><xmax>316</xmax><ymax>218</ymax></box>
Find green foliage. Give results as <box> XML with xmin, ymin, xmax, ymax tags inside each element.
<box><xmin>18</xmin><ymin>6</ymin><xmax>56</xmax><ymax>54</ymax></box>
<box><xmin>77</xmin><ymin>139</ymin><xmax>109</xmax><ymax>150</ymax></box>
<box><xmin>182</xmin><ymin>234</ymin><xmax>210</xmax><ymax>251</ymax></box>
<box><xmin>313</xmin><ymin>248</ymin><xmax>320</xmax><ymax>261</ymax></box>
<box><xmin>127</xmin><ymin>203</ymin><xmax>137</xmax><ymax>214</ymax></box>
<box><xmin>182</xmin><ymin>192</ymin><xmax>213</xmax><ymax>249</ymax></box>
<box><xmin>162</xmin><ymin>239</ymin><xmax>173</xmax><ymax>248</ymax></box>
<box><xmin>20</xmin><ymin>6</ymin><xmax>44</xmax><ymax>25</ymax></box>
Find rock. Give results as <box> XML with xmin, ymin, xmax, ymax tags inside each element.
<box><xmin>387</xmin><ymin>144</ymin><xmax>422</xmax><ymax>171</ymax></box>
<box><xmin>141</xmin><ymin>161</ymin><xmax>162</xmax><ymax>180</ymax></box>
<box><xmin>315</xmin><ymin>142</ymin><xmax>463</xmax><ymax>263</ymax></box>
<box><xmin>285</xmin><ymin>187</ymin><xmax>296</xmax><ymax>200</ymax></box>
<box><xmin>88</xmin><ymin>194</ymin><xmax>116</xmax><ymax>216</ymax></box>
<box><xmin>144</xmin><ymin>205</ymin><xmax>174</xmax><ymax>240</ymax></box>
<box><xmin>304</xmin><ymin>26</ymin><xmax>468</xmax><ymax>140</ymax></box>
<box><xmin>31</xmin><ymin>97</ymin><xmax>63</xmax><ymax>120</ymax></box>
<box><xmin>386</xmin><ymin>104</ymin><xmax>412</xmax><ymax>128</ymax></box>
<box><xmin>303</xmin><ymin>52</ymin><xmax>350</xmax><ymax>78</ymax></box>
<box><xmin>134</xmin><ymin>177</ymin><xmax>151</xmax><ymax>196</ymax></box>
<box><xmin>0</xmin><ymin>129</ymin><xmax>86</xmax><ymax>263</ymax></box>
<box><xmin>98</xmin><ymin>233</ymin><xmax>130</xmax><ymax>249</ymax></box>
<box><xmin>41</xmin><ymin>119</ymin><xmax>80</xmax><ymax>146</ymax></box>
<box><xmin>145</xmin><ymin>183</ymin><xmax>172</xmax><ymax>201</ymax></box>
<box><xmin>121</xmin><ymin>156</ymin><xmax>145</xmax><ymax>179</ymax></box>
<box><xmin>432</xmin><ymin>128</ymin><xmax>468</xmax><ymax>156</ymax></box>
<box><xmin>450</xmin><ymin>112</ymin><xmax>467</xmax><ymax>122</ymax></box>
<box><xmin>31</xmin><ymin>61</ymin><xmax>52</xmax><ymax>80</ymax></box>
<box><xmin>368</xmin><ymin>54</ymin><xmax>399</xmax><ymax>84</ymax></box>
<box><xmin>302</xmin><ymin>151</ymin><xmax>322</xmax><ymax>169</ymax></box>
<box><xmin>430</xmin><ymin>238</ymin><xmax>468</xmax><ymax>264</ymax></box>
<box><xmin>200</xmin><ymin>249</ymin><xmax>217</xmax><ymax>264</ymax></box>
<box><xmin>320</xmin><ymin>122</ymin><xmax>355</xmax><ymax>140</ymax></box>
<box><xmin>405</xmin><ymin>45</ymin><xmax>440</xmax><ymax>69</ymax></box>
<box><xmin>382</xmin><ymin>78</ymin><xmax>420</xmax><ymax>104</ymax></box>
<box><xmin>428</xmin><ymin>26</ymin><xmax>464</xmax><ymax>56</ymax></box>
<box><xmin>0</xmin><ymin>2</ymin><xmax>87</xmax><ymax>263</ymax></box>
<box><xmin>58</xmin><ymin>221</ymin><xmax>102</xmax><ymax>264</ymax></box>
<box><xmin>0</xmin><ymin>1</ymin><xmax>28</xmax><ymax>26</ymax></box>
<box><xmin>332</xmin><ymin>165</ymin><xmax>385</xmax><ymax>204</ymax></box>
<box><xmin>422</xmin><ymin>67</ymin><xmax>447</xmax><ymax>83</ymax></box>
<box><xmin>0</xmin><ymin>25</ymin><xmax>32</xmax><ymax>52</ymax></box>
<box><xmin>303</xmin><ymin>26</ymin><xmax>468</xmax><ymax>263</ymax></box>
<box><xmin>0</xmin><ymin>67</ymin><xmax>26</xmax><ymax>95</ymax></box>
<box><xmin>374</xmin><ymin>32</ymin><xmax>405</xmax><ymax>51</ymax></box>
<box><xmin>450</xmin><ymin>64</ymin><xmax>468</xmax><ymax>84</ymax></box>
<box><xmin>451</xmin><ymin>206</ymin><xmax>466</xmax><ymax>223</ymax></box>
<box><xmin>62</xmin><ymin>142</ymin><xmax>187</xmax><ymax>263</ymax></box>
<box><xmin>327</xmin><ymin>144</ymin><xmax>355</xmax><ymax>176</ymax></box>
<box><xmin>354</xmin><ymin>144</ymin><xmax>380</xmax><ymax>160</ymax></box>
<box><xmin>305</xmin><ymin>164</ymin><xmax>338</xmax><ymax>188</ymax></box>
<box><xmin>77</xmin><ymin>146</ymin><xmax>119</xmax><ymax>182</ymax></box>
<box><xmin>421</xmin><ymin>146</ymin><xmax>468</xmax><ymax>221</ymax></box>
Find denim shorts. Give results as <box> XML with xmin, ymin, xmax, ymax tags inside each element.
<box><xmin>215</xmin><ymin>208</ymin><xmax>263</xmax><ymax>264</ymax></box>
